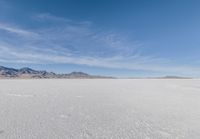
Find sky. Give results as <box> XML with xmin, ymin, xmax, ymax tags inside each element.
<box><xmin>0</xmin><ymin>0</ymin><xmax>200</xmax><ymax>77</ymax></box>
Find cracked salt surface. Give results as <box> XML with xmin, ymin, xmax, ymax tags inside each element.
<box><xmin>0</xmin><ymin>79</ymin><xmax>200</xmax><ymax>139</ymax></box>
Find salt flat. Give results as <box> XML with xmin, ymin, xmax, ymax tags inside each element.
<box><xmin>0</xmin><ymin>79</ymin><xmax>200</xmax><ymax>139</ymax></box>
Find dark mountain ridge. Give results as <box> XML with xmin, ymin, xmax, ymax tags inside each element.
<box><xmin>0</xmin><ymin>66</ymin><xmax>113</xmax><ymax>79</ymax></box>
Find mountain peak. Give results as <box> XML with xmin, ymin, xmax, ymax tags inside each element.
<box><xmin>19</xmin><ymin>67</ymin><xmax>38</xmax><ymax>74</ymax></box>
<box><xmin>69</xmin><ymin>71</ymin><xmax>89</xmax><ymax>76</ymax></box>
<box><xmin>19</xmin><ymin>67</ymin><xmax>34</xmax><ymax>71</ymax></box>
<box><xmin>0</xmin><ymin>66</ymin><xmax>112</xmax><ymax>79</ymax></box>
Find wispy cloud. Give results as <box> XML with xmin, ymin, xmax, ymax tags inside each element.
<box><xmin>1</xmin><ymin>43</ymin><xmax>200</xmax><ymax>75</ymax></box>
<box><xmin>0</xmin><ymin>13</ymin><xmax>197</xmax><ymax>75</ymax></box>
<box><xmin>0</xmin><ymin>23</ymin><xmax>38</xmax><ymax>38</ymax></box>
<box><xmin>33</xmin><ymin>13</ymin><xmax>92</xmax><ymax>26</ymax></box>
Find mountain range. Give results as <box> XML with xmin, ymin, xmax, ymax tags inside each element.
<box><xmin>0</xmin><ymin>66</ymin><xmax>113</xmax><ymax>79</ymax></box>
<box><xmin>0</xmin><ymin>66</ymin><xmax>191</xmax><ymax>79</ymax></box>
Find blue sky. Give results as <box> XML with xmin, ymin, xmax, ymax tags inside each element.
<box><xmin>0</xmin><ymin>0</ymin><xmax>200</xmax><ymax>77</ymax></box>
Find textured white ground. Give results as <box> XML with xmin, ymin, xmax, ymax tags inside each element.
<box><xmin>0</xmin><ymin>79</ymin><xmax>200</xmax><ymax>139</ymax></box>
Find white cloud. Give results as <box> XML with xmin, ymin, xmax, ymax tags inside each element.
<box><xmin>0</xmin><ymin>13</ymin><xmax>198</xmax><ymax>76</ymax></box>
<box><xmin>34</xmin><ymin>13</ymin><xmax>71</xmax><ymax>23</ymax></box>
<box><xmin>1</xmin><ymin>42</ymin><xmax>200</xmax><ymax>75</ymax></box>
<box><xmin>33</xmin><ymin>13</ymin><xmax>92</xmax><ymax>26</ymax></box>
<box><xmin>0</xmin><ymin>23</ymin><xmax>39</xmax><ymax>38</ymax></box>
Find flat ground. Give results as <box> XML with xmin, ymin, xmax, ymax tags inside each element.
<box><xmin>0</xmin><ymin>79</ymin><xmax>200</xmax><ymax>139</ymax></box>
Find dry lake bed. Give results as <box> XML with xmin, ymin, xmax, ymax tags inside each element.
<box><xmin>0</xmin><ymin>79</ymin><xmax>200</xmax><ymax>139</ymax></box>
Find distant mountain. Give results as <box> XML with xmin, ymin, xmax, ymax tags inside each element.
<box><xmin>0</xmin><ymin>66</ymin><xmax>113</xmax><ymax>79</ymax></box>
<box><xmin>0</xmin><ymin>66</ymin><xmax>18</xmax><ymax>77</ymax></box>
<box><xmin>125</xmin><ymin>75</ymin><xmax>192</xmax><ymax>79</ymax></box>
<box><xmin>158</xmin><ymin>76</ymin><xmax>192</xmax><ymax>79</ymax></box>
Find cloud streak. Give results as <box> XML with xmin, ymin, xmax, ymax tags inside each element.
<box><xmin>0</xmin><ymin>13</ymin><xmax>198</xmax><ymax>76</ymax></box>
<box><xmin>1</xmin><ymin>42</ymin><xmax>200</xmax><ymax>75</ymax></box>
<box><xmin>0</xmin><ymin>23</ymin><xmax>38</xmax><ymax>38</ymax></box>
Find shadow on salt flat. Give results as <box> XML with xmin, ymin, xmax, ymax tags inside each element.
<box><xmin>0</xmin><ymin>130</ymin><xmax>4</xmax><ymax>134</ymax></box>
